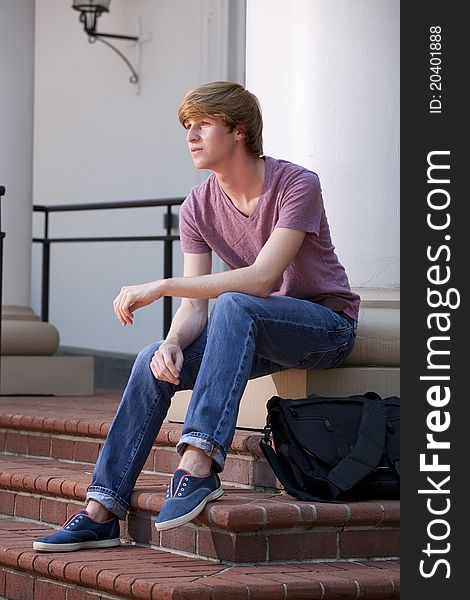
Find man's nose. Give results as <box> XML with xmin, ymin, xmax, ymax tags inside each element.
<box><xmin>186</xmin><ymin>126</ymin><xmax>199</xmax><ymax>142</ymax></box>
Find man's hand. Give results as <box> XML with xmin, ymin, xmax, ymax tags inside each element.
<box><xmin>150</xmin><ymin>340</ymin><xmax>184</xmax><ymax>385</ymax></box>
<box><xmin>113</xmin><ymin>281</ymin><xmax>162</xmax><ymax>326</ymax></box>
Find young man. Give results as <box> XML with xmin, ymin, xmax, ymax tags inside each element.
<box><xmin>33</xmin><ymin>81</ymin><xmax>360</xmax><ymax>552</ymax></box>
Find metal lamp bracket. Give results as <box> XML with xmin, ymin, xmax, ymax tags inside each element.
<box><xmin>88</xmin><ymin>18</ymin><xmax>151</xmax><ymax>94</ymax></box>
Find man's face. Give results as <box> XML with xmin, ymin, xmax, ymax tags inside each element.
<box><xmin>184</xmin><ymin>115</ymin><xmax>241</xmax><ymax>171</ymax></box>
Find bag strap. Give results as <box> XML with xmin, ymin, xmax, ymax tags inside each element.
<box><xmin>386</xmin><ymin>418</ymin><xmax>400</xmax><ymax>475</ymax></box>
<box><xmin>326</xmin><ymin>399</ymin><xmax>387</xmax><ymax>496</ymax></box>
<box><xmin>259</xmin><ymin>435</ymin><xmax>318</xmax><ymax>501</ymax></box>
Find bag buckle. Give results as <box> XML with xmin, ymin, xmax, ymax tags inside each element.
<box><xmin>262</xmin><ymin>425</ymin><xmax>272</xmax><ymax>446</ymax></box>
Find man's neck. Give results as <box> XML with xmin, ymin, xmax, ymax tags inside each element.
<box><xmin>214</xmin><ymin>154</ymin><xmax>266</xmax><ymax>208</ymax></box>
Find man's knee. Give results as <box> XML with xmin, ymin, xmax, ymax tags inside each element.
<box><xmin>213</xmin><ymin>291</ymin><xmax>258</xmax><ymax>316</ymax></box>
<box><xmin>132</xmin><ymin>341</ymin><xmax>163</xmax><ymax>375</ymax></box>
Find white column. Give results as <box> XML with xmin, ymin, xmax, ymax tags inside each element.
<box><xmin>0</xmin><ymin>0</ymin><xmax>35</xmax><ymax>306</ymax></box>
<box><xmin>245</xmin><ymin>0</ymin><xmax>400</xmax><ymax>290</ymax></box>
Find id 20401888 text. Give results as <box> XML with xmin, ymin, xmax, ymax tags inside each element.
<box><xmin>429</xmin><ymin>26</ymin><xmax>443</xmax><ymax>114</ymax></box>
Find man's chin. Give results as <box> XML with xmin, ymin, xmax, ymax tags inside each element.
<box><xmin>192</xmin><ymin>157</ymin><xmax>209</xmax><ymax>170</ymax></box>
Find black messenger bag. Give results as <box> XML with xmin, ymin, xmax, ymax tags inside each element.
<box><xmin>259</xmin><ymin>391</ymin><xmax>400</xmax><ymax>502</ymax></box>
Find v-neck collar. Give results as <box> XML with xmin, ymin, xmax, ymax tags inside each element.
<box><xmin>217</xmin><ymin>157</ymin><xmax>270</xmax><ymax>222</ymax></box>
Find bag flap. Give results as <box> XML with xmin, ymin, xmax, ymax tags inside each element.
<box><xmin>277</xmin><ymin>397</ymin><xmax>365</xmax><ymax>466</ymax></box>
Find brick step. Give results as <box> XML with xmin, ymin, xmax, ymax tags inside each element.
<box><xmin>0</xmin><ymin>394</ymin><xmax>278</xmax><ymax>490</ymax></box>
<box><xmin>0</xmin><ymin>518</ymin><xmax>400</xmax><ymax>600</ymax></box>
<box><xmin>0</xmin><ymin>454</ymin><xmax>400</xmax><ymax>564</ymax></box>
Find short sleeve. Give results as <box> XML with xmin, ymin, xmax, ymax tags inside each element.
<box><xmin>179</xmin><ymin>192</ymin><xmax>212</xmax><ymax>254</ymax></box>
<box><xmin>275</xmin><ymin>171</ymin><xmax>323</xmax><ymax>235</ymax></box>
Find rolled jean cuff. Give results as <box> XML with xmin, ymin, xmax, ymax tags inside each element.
<box><xmin>86</xmin><ymin>486</ymin><xmax>129</xmax><ymax>520</ymax></box>
<box><xmin>176</xmin><ymin>432</ymin><xmax>226</xmax><ymax>473</ymax></box>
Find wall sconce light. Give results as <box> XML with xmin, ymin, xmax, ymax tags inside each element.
<box><xmin>72</xmin><ymin>1</ymin><xmax>146</xmax><ymax>88</ymax></box>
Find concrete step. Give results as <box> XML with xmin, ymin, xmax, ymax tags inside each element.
<box><xmin>0</xmin><ymin>454</ymin><xmax>399</xmax><ymax>564</ymax></box>
<box><xmin>0</xmin><ymin>394</ymin><xmax>279</xmax><ymax>491</ymax></box>
<box><xmin>0</xmin><ymin>517</ymin><xmax>400</xmax><ymax>600</ymax></box>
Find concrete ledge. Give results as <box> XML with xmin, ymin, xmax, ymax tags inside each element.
<box><xmin>307</xmin><ymin>365</ymin><xmax>399</xmax><ymax>397</ymax></box>
<box><xmin>1</xmin><ymin>305</ymin><xmax>60</xmax><ymax>355</ymax></box>
<box><xmin>58</xmin><ymin>345</ymin><xmax>134</xmax><ymax>392</ymax></box>
<box><xmin>344</xmin><ymin>306</ymin><xmax>399</xmax><ymax>366</ymax></box>
<box><xmin>168</xmin><ymin>365</ymin><xmax>399</xmax><ymax>430</ymax></box>
<box><xmin>352</xmin><ymin>287</ymin><xmax>400</xmax><ymax>307</ymax></box>
<box><xmin>1</xmin><ymin>319</ymin><xmax>60</xmax><ymax>355</ymax></box>
<box><xmin>1</xmin><ymin>305</ymin><xmax>40</xmax><ymax>321</ymax></box>
<box><xmin>0</xmin><ymin>356</ymin><xmax>94</xmax><ymax>395</ymax></box>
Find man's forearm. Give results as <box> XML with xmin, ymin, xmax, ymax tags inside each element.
<box><xmin>161</xmin><ymin>264</ymin><xmax>271</xmax><ymax>300</ymax></box>
<box><xmin>165</xmin><ymin>300</ymin><xmax>208</xmax><ymax>350</ymax></box>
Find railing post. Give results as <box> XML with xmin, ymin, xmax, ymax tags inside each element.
<box><xmin>0</xmin><ymin>186</ymin><xmax>6</xmax><ymax>362</ymax></box>
<box><xmin>163</xmin><ymin>205</ymin><xmax>173</xmax><ymax>337</ymax></box>
<box><xmin>41</xmin><ymin>211</ymin><xmax>50</xmax><ymax>322</ymax></box>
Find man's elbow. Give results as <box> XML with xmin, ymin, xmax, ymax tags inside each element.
<box><xmin>254</xmin><ymin>275</ymin><xmax>275</xmax><ymax>298</ymax></box>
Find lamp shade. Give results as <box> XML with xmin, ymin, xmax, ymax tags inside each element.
<box><xmin>72</xmin><ymin>1</ymin><xmax>111</xmax><ymax>13</ymax></box>
<box><xmin>72</xmin><ymin>0</ymin><xmax>111</xmax><ymax>35</ymax></box>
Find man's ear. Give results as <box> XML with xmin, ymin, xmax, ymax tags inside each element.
<box><xmin>234</xmin><ymin>127</ymin><xmax>245</xmax><ymax>142</ymax></box>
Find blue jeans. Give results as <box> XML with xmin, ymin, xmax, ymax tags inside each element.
<box><xmin>87</xmin><ymin>292</ymin><xmax>357</xmax><ymax>519</ymax></box>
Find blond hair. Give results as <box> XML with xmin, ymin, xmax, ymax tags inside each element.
<box><xmin>178</xmin><ymin>81</ymin><xmax>263</xmax><ymax>157</ymax></box>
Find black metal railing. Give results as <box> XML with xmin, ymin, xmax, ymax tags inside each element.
<box><xmin>33</xmin><ymin>197</ymin><xmax>184</xmax><ymax>337</ymax></box>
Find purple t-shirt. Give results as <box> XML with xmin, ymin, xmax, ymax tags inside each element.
<box><xmin>179</xmin><ymin>156</ymin><xmax>360</xmax><ymax>321</ymax></box>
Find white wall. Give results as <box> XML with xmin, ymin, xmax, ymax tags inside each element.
<box><xmin>0</xmin><ymin>0</ymin><xmax>35</xmax><ymax>305</ymax></box>
<box><xmin>31</xmin><ymin>0</ymin><xmax>398</xmax><ymax>357</ymax></box>
<box><xmin>32</xmin><ymin>0</ymin><xmax>245</xmax><ymax>354</ymax></box>
<box><xmin>246</xmin><ymin>0</ymin><xmax>399</xmax><ymax>289</ymax></box>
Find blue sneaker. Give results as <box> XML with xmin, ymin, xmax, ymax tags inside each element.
<box><xmin>155</xmin><ymin>469</ymin><xmax>223</xmax><ymax>531</ymax></box>
<box><xmin>33</xmin><ymin>509</ymin><xmax>120</xmax><ymax>552</ymax></box>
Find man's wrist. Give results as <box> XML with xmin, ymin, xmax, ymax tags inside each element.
<box><xmin>155</xmin><ymin>278</ymin><xmax>168</xmax><ymax>297</ymax></box>
<box><xmin>164</xmin><ymin>333</ymin><xmax>181</xmax><ymax>347</ymax></box>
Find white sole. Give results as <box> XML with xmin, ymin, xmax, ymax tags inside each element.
<box><xmin>155</xmin><ymin>487</ymin><xmax>224</xmax><ymax>531</ymax></box>
<box><xmin>33</xmin><ymin>537</ymin><xmax>121</xmax><ymax>552</ymax></box>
